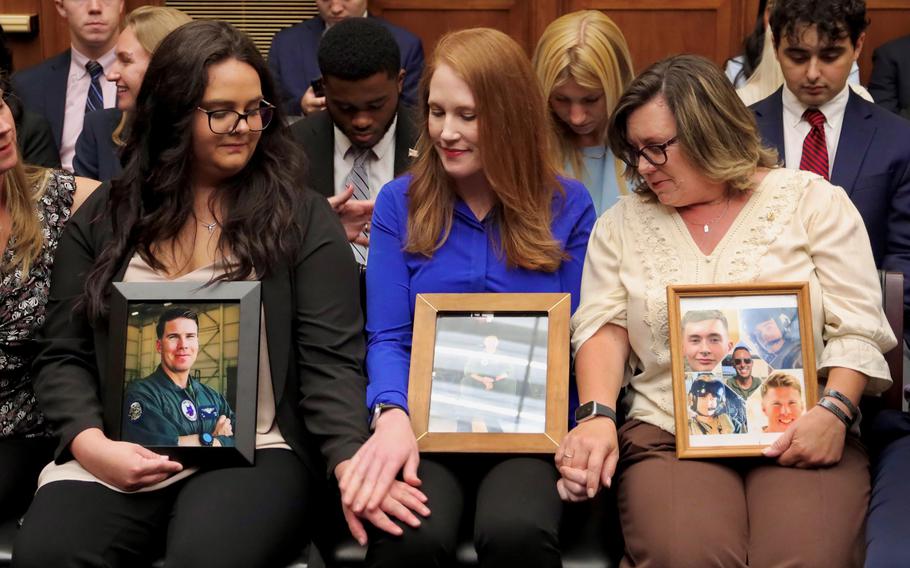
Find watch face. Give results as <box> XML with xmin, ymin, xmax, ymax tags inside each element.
<box><xmin>575</xmin><ymin>401</ymin><xmax>594</xmax><ymax>421</ymax></box>
<box><xmin>201</xmin><ymin>432</ymin><xmax>214</xmax><ymax>446</ymax></box>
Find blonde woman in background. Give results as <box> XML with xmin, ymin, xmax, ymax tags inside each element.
<box><xmin>73</xmin><ymin>6</ymin><xmax>191</xmax><ymax>181</ymax></box>
<box><xmin>533</xmin><ymin>10</ymin><xmax>634</xmax><ymax>214</ymax></box>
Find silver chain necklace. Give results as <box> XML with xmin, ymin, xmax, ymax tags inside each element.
<box><xmin>682</xmin><ymin>199</ymin><xmax>730</xmax><ymax>234</ymax></box>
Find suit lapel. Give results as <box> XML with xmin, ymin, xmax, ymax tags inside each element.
<box><xmin>262</xmin><ymin>266</ymin><xmax>291</xmax><ymax>403</ymax></box>
<box><xmin>753</xmin><ymin>89</ymin><xmax>786</xmax><ymax>165</ymax></box>
<box><xmin>831</xmin><ymin>91</ymin><xmax>875</xmax><ymax>196</ymax></box>
<box><xmin>48</xmin><ymin>51</ymin><xmax>72</xmax><ymax>148</ymax></box>
<box><xmin>393</xmin><ymin>105</ymin><xmax>418</xmax><ymax>175</ymax></box>
<box><xmin>309</xmin><ymin>114</ymin><xmax>336</xmax><ymax>198</ymax></box>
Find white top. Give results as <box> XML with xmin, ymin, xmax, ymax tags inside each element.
<box><xmin>571</xmin><ymin>168</ymin><xmax>897</xmax><ymax>434</ymax></box>
<box><xmin>781</xmin><ymin>83</ymin><xmax>851</xmax><ymax>177</ymax></box>
<box><xmin>333</xmin><ymin>114</ymin><xmax>397</xmax><ymax>199</ymax></box>
<box><xmin>61</xmin><ymin>46</ymin><xmax>117</xmax><ymax>172</ymax></box>
<box><xmin>38</xmin><ymin>255</ymin><xmax>289</xmax><ymax>493</ymax></box>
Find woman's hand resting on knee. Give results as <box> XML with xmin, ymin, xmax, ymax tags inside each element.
<box><xmin>555</xmin><ymin>417</ymin><xmax>619</xmax><ymax>502</ymax></box>
<box><xmin>335</xmin><ymin>408</ymin><xmax>429</xmax><ymax>544</ymax></box>
<box><xmin>71</xmin><ymin>428</ymin><xmax>184</xmax><ymax>491</ymax></box>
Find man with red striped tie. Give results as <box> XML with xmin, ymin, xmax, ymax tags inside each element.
<box><xmin>752</xmin><ymin>0</ymin><xmax>910</xmax><ymax>338</ymax></box>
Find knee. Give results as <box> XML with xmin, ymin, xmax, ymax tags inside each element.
<box><xmin>367</xmin><ymin>521</ymin><xmax>457</xmax><ymax>568</ymax></box>
<box><xmin>12</xmin><ymin>524</ymin><xmax>74</xmax><ymax>568</ymax></box>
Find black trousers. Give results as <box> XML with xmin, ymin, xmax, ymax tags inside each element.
<box><xmin>0</xmin><ymin>436</ymin><xmax>54</xmax><ymax>522</ymax></box>
<box><xmin>12</xmin><ymin>449</ymin><xmax>312</xmax><ymax>568</ymax></box>
<box><xmin>364</xmin><ymin>455</ymin><xmax>563</xmax><ymax>568</ymax></box>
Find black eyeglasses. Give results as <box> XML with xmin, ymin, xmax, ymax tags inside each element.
<box><xmin>623</xmin><ymin>136</ymin><xmax>678</xmax><ymax>168</ymax></box>
<box><xmin>733</xmin><ymin>358</ymin><xmax>752</xmax><ymax>365</ymax></box>
<box><xmin>195</xmin><ymin>101</ymin><xmax>276</xmax><ymax>134</ymax></box>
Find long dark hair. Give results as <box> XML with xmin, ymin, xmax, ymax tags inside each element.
<box><xmin>83</xmin><ymin>20</ymin><xmax>305</xmax><ymax>319</ymax></box>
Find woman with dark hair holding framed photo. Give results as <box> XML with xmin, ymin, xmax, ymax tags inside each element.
<box><xmin>337</xmin><ymin>28</ymin><xmax>596</xmax><ymax>567</ymax></box>
<box><xmin>13</xmin><ymin>21</ymin><xmax>371</xmax><ymax>568</ymax></box>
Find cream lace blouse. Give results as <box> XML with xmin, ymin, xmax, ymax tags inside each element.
<box><xmin>571</xmin><ymin>167</ymin><xmax>898</xmax><ymax>434</ymax></box>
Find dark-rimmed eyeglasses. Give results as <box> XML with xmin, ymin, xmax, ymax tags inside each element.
<box><xmin>623</xmin><ymin>136</ymin><xmax>678</xmax><ymax>168</ymax></box>
<box><xmin>733</xmin><ymin>358</ymin><xmax>752</xmax><ymax>365</ymax></box>
<box><xmin>195</xmin><ymin>101</ymin><xmax>276</xmax><ymax>134</ymax></box>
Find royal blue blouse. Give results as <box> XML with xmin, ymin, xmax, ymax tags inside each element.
<box><xmin>365</xmin><ymin>174</ymin><xmax>596</xmax><ymax>412</ymax></box>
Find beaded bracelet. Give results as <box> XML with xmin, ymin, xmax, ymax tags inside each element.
<box><xmin>817</xmin><ymin>398</ymin><xmax>853</xmax><ymax>428</ymax></box>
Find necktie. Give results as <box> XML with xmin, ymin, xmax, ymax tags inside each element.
<box><xmin>344</xmin><ymin>147</ymin><xmax>372</xmax><ymax>265</ymax></box>
<box><xmin>799</xmin><ymin>109</ymin><xmax>829</xmax><ymax>180</ymax></box>
<box><xmin>84</xmin><ymin>60</ymin><xmax>104</xmax><ymax>114</ymax></box>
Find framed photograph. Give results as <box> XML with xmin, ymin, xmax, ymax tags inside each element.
<box><xmin>106</xmin><ymin>282</ymin><xmax>261</xmax><ymax>466</ymax></box>
<box><xmin>668</xmin><ymin>283</ymin><xmax>818</xmax><ymax>458</ymax></box>
<box><xmin>408</xmin><ymin>293</ymin><xmax>571</xmax><ymax>453</ymax></box>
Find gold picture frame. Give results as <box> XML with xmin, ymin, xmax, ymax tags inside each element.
<box><xmin>408</xmin><ymin>293</ymin><xmax>571</xmax><ymax>453</ymax></box>
<box><xmin>668</xmin><ymin>283</ymin><xmax>818</xmax><ymax>458</ymax></box>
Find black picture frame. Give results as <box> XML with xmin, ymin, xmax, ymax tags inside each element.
<box><xmin>106</xmin><ymin>282</ymin><xmax>261</xmax><ymax>466</ymax></box>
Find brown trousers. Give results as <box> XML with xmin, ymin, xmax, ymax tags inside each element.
<box><xmin>616</xmin><ymin>420</ymin><xmax>869</xmax><ymax>568</ymax></box>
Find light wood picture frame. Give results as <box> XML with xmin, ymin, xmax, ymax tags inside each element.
<box><xmin>408</xmin><ymin>293</ymin><xmax>571</xmax><ymax>453</ymax></box>
<box><xmin>668</xmin><ymin>283</ymin><xmax>818</xmax><ymax>458</ymax></box>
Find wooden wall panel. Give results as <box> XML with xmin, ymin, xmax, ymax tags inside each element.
<box><xmin>0</xmin><ymin>0</ymin><xmax>44</xmax><ymax>70</ymax></box>
<box><xmin>568</xmin><ymin>0</ymin><xmax>735</xmax><ymax>73</ymax></box>
<box><xmin>862</xmin><ymin>1</ymin><xmax>910</xmax><ymax>85</ymax></box>
<box><xmin>370</xmin><ymin>0</ymin><xmax>535</xmax><ymax>55</ymax></box>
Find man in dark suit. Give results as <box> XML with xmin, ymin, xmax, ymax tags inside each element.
<box><xmin>269</xmin><ymin>0</ymin><xmax>423</xmax><ymax>116</ymax></box>
<box><xmin>12</xmin><ymin>0</ymin><xmax>122</xmax><ymax>171</ymax></box>
<box><xmin>291</xmin><ymin>17</ymin><xmax>418</xmax><ymax>262</ymax></box>
<box><xmin>752</xmin><ymin>0</ymin><xmax>910</xmax><ymax>320</ymax></box>
<box><xmin>869</xmin><ymin>34</ymin><xmax>910</xmax><ymax>120</ymax></box>
<box><xmin>751</xmin><ymin>2</ymin><xmax>910</xmax><ymax>564</ymax></box>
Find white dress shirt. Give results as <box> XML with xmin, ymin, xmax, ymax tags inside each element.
<box><xmin>61</xmin><ymin>46</ymin><xmax>117</xmax><ymax>172</ymax></box>
<box><xmin>781</xmin><ymin>83</ymin><xmax>850</xmax><ymax>177</ymax></box>
<box><xmin>332</xmin><ymin>114</ymin><xmax>397</xmax><ymax>198</ymax></box>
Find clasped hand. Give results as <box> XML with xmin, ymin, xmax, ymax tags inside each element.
<box><xmin>335</xmin><ymin>409</ymin><xmax>429</xmax><ymax>545</ymax></box>
<box><xmin>555</xmin><ymin>417</ymin><xmax>619</xmax><ymax>502</ymax></box>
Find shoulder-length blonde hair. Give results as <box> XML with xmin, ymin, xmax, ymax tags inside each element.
<box><xmin>607</xmin><ymin>54</ymin><xmax>778</xmax><ymax>196</ymax></box>
<box><xmin>112</xmin><ymin>6</ymin><xmax>192</xmax><ymax>145</ymax></box>
<box><xmin>406</xmin><ymin>28</ymin><xmax>565</xmax><ymax>272</ymax></box>
<box><xmin>532</xmin><ymin>10</ymin><xmax>634</xmax><ymax>176</ymax></box>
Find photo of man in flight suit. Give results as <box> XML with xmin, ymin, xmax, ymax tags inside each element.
<box><xmin>122</xmin><ymin>307</ymin><xmax>235</xmax><ymax>447</ymax></box>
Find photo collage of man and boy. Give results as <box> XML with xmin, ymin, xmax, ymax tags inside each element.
<box><xmin>679</xmin><ymin>294</ymin><xmax>810</xmax><ymax>448</ymax></box>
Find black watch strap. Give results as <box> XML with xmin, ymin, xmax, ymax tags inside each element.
<box><xmin>370</xmin><ymin>403</ymin><xmax>406</xmax><ymax>432</ymax></box>
<box><xmin>575</xmin><ymin>401</ymin><xmax>617</xmax><ymax>424</ymax></box>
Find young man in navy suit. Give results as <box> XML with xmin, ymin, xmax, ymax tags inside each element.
<box><xmin>751</xmin><ymin>0</ymin><xmax>910</xmax><ymax>327</ymax></box>
<box><xmin>751</xmin><ymin>3</ymin><xmax>910</xmax><ymax>564</ymax></box>
<box><xmin>12</xmin><ymin>0</ymin><xmax>122</xmax><ymax>171</ymax></box>
<box><xmin>269</xmin><ymin>0</ymin><xmax>424</xmax><ymax>117</ymax></box>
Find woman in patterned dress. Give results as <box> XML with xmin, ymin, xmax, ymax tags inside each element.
<box><xmin>0</xmin><ymin>72</ymin><xmax>97</xmax><ymax>521</ymax></box>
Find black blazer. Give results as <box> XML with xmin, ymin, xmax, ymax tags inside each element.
<box><xmin>18</xmin><ymin>110</ymin><xmax>61</xmax><ymax>168</ymax></box>
<box><xmin>869</xmin><ymin>34</ymin><xmax>910</xmax><ymax>120</ymax></box>
<box><xmin>290</xmin><ymin>105</ymin><xmax>419</xmax><ymax>198</ymax></box>
<box><xmin>32</xmin><ymin>184</ymin><xmax>369</xmax><ymax>477</ymax></box>
<box><xmin>73</xmin><ymin>108</ymin><xmax>123</xmax><ymax>182</ymax></box>
<box><xmin>12</xmin><ymin>50</ymin><xmax>71</xmax><ymax>150</ymax></box>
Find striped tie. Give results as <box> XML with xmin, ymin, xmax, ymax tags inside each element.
<box><xmin>84</xmin><ymin>60</ymin><xmax>104</xmax><ymax>114</ymax></box>
<box><xmin>799</xmin><ymin>109</ymin><xmax>829</xmax><ymax>180</ymax></box>
<box><xmin>344</xmin><ymin>147</ymin><xmax>372</xmax><ymax>265</ymax></box>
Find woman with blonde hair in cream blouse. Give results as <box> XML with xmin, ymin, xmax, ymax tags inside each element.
<box><xmin>559</xmin><ymin>54</ymin><xmax>895</xmax><ymax>567</ymax></box>
<box><xmin>533</xmin><ymin>10</ymin><xmax>634</xmax><ymax>214</ymax></box>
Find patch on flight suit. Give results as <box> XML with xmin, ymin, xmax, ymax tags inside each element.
<box><xmin>129</xmin><ymin>402</ymin><xmax>142</xmax><ymax>421</ymax></box>
<box><xmin>200</xmin><ymin>406</ymin><xmax>218</xmax><ymax>419</ymax></box>
<box><xmin>181</xmin><ymin>399</ymin><xmax>198</xmax><ymax>421</ymax></box>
